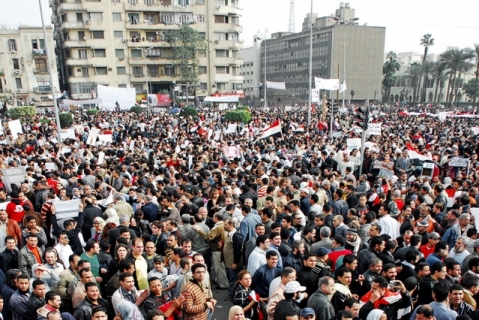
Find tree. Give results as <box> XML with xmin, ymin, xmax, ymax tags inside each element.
<box><xmin>382</xmin><ymin>51</ymin><xmax>400</xmax><ymax>102</ymax></box>
<box><xmin>420</xmin><ymin>34</ymin><xmax>434</xmax><ymax>101</ymax></box>
<box><xmin>473</xmin><ymin>43</ymin><xmax>479</xmax><ymax>107</ymax></box>
<box><xmin>431</xmin><ymin>61</ymin><xmax>448</xmax><ymax>103</ymax></box>
<box><xmin>404</xmin><ymin>62</ymin><xmax>423</xmax><ymax>104</ymax></box>
<box><xmin>463</xmin><ymin>79</ymin><xmax>476</xmax><ymax>100</ymax></box>
<box><xmin>420</xmin><ymin>61</ymin><xmax>434</xmax><ymax>102</ymax></box>
<box><xmin>166</xmin><ymin>25</ymin><xmax>207</xmax><ymax>86</ymax></box>
<box><xmin>440</xmin><ymin>48</ymin><xmax>475</xmax><ymax>103</ymax></box>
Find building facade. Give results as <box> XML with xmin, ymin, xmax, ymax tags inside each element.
<box><xmin>50</xmin><ymin>0</ymin><xmax>243</xmax><ymax>100</ymax></box>
<box><xmin>254</xmin><ymin>3</ymin><xmax>385</xmax><ymax>103</ymax></box>
<box><xmin>240</xmin><ymin>36</ymin><xmax>263</xmax><ymax>99</ymax></box>
<box><xmin>0</xmin><ymin>26</ymin><xmax>60</xmax><ymax>106</ymax></box>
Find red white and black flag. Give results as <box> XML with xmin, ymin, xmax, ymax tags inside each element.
<box><xmin>256</xmin><ymin>119</ymin><xmax>282</xmax><ymax>141</ymax></box>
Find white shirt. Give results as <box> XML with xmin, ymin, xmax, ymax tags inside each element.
<box><xmin>448</xmin><ymin>248</ymin><xmax>470</xmax><ymax>267</ymax></box>
<box><xmin>378</xmin><ymin>214</ymin><xmax>400</xmax><ymax>240</ymax></box>
<box><xmin>55</xmin><ymin>243</ymin><xmax>74</xmax><ymax>269</ymax></box>
<box><xmin>247</xmin><ymin>247</ymin><xmax>266</xmax><ymax>275</ymax></box>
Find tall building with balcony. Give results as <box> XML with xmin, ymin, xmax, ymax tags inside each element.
<box><xmin>50</xmin><ymin>0</ymin><xmax>244</xmax><ymax>100</ymax></box>
<box><xmin>0</xmin><ymin>26</ymin><xmax>60</xmax><ymax>106</ymax></box>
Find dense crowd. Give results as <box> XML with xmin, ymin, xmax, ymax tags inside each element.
<box><xmin>0</xmin><ymin>102</ymin><xmax>476</xmax><ymax>320</ymax></box>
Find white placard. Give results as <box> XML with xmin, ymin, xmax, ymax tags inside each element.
<box><xmin>347</xmin><ymin>138</ymin><xmax>361</xmax><ymax>151</ymax></box>
<box><xmin>98</xmin><ymin>134</ymin><xmax>113</xmax><ymax>144</ymax></box>
<box><xmin>54</xmin><ymin>199</ymin><xmax>81</xmax><ymax>219</ymax></box>
<box><xmin>472</xmin><ymin>208</ymin><xmax>479</xmax><ymax>230</ymax></box>
<box><xmin>285</xmin><ymin>106</ymin><xmax>292</xmax><ymax>112</ymax></box>
<box><xmin>97</xmin><ymin>152</ymin><xmax>105</xmax><ymax>165</ymax></box>
<box><xmin>1</xmin><ymin>167</ymin><xmax>26</xmax><ymax>187</ymax></box>
<box><xmin>471</xmin><ymin>127</ymin><xmax>479</xmax><ymax>135</ymax></box>
<box><xmin>0</xmin><ymin>120</ymin><xmax>3</xmax><ymax>135</ymax></box>
<box><xmin>226</xmin><ymin>124</ymin><xmax>237</xmax><ymax>134</ymax></box>
<box><xmin>332</xmin><ymin>132</ymin><xmax>343</xmax><ymax>138</ymax></box>
<box><xmin>86</xmin><ymin>128</ymin><xmax>100</xmax><ymax>145</ymax></box>
<box><xmin>312</xmin><ymin>89</ymin><xmax>320</xmax><ymax>103</ymax></box>
<box><xmin>364</xmin><ymin>141</ymin><xmax>380</xmax><ymax>152</ymax></box>
<box><xmin>225</xmin><ymin>145</ymin><xmax>240</xmax><ymax>159</ymax></box>
<box><xmin>213</xmin><ymin>130</ymin><xmax>222</xmax><ymax>141</ymax></box>
<box><xmin>8</xmin><ymin>120</ymin><xmax>23</xmax><ymax>139</ymax></box>
<box><xmin>449</xmin><ymin>157</ymin><xmax>469</xmax><ymax>167</ymax></box>
<box><xmin>129</xmin><ymin>140</ymin><xmax>135</xmax><ymax>151</ymax></box>
<box><xmin>188</xmin><ymin>155</ymin><xmax>193</xmax><ymax>168</ymax></box>
<box><xmin>218</xmin><ymin>103</ymin><xmax>228</xmax><ymax>111</ymax></box>
<box><xmin>97</xmin><ymin>191</ymin><xmax>114</xmax><ymax>207</ymax></box>
<box><xmin>45</xmin><ymin>162</ymin><xmax>56</xmax><ymax>170</ymax></box>
<box><xmin>61</xmin><ymin>147</ymin><xmax>71</xmax><ymax>154</ymax></box>
<box><xmin>314</xmin><ymin>77</ymin><xmax>340</xmax><ymax>90</ymax></box>
<box><xmin>366</xmin><ymin>123</ymin><xmax>381</xmax><ymax>136</ymax></box>
<box><xmin>60</xmin><ymin>128</ymin><xmax>76</xmax><ymax>140</ymax></box>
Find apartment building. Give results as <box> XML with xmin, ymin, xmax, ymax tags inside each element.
<box><xmin>50</xmin><ymin>0</ymin><xmax>244</xmax><ymax>100</ymax></box>
<box><xmin>0</xmin><ymin>26</ymin><xmax>60</xmax><ymax>106</ymax></box>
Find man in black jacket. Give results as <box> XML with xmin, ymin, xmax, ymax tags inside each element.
<box><xmin>73</xmin><ymin>282</ymin><xmax>111</xmax><ymax>320</ymax></box>
<box><xmin>397</xmin><ymin>250</ymin><xmax>419</xmax><ymax>282</ymax></box>
<box><xmin>82</xmin><ymin>197</ymin><xmax>103</xmax><ymax>240</ymax></box>
<box><xmin>26</xmin><ymin>279</ymin><xmax>46</xmax><ymax>320</ymax></box>
<box><xmin>417</xmin><ymin>262</ymin><xmax>447</xmax><ymax>306</ymax></box>
<box><xmin>297</xmin><ymin>253</ymin><xmax>319</xmax><ymax>300</ymax></box>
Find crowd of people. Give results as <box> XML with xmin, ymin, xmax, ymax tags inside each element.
<box><xmin>0</xmin><ymin>102</ymin><xmax>476</xmax><ymax>320</ymax></box>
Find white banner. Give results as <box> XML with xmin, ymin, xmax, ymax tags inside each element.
<box><xmin>285</xmin><ymin>106</ymin><xmax>292</xmax><ymax>112</ymax></box>
<box><xmin>8</xmin><ymin>120</ymin><xmax>23</xmax><ymax>139</ymax></box>
<box><xmin>53</xmin><ymin>199</ymin><xmax>81</xmax><ymax>219</ymax></box>
<box><xmin>86</xmin><ymin>128</ymin><xmax>100</xmax><ymax>145</ymax></box>
<box><xmin>97</xmin><ymin>84</ymin><xmax>136</xmax><ymax>110</ymax></box>
<box><xmin>225</xmin><ymin>145</ymin><xmax>241</xmax><ymax>159</ymax></box>
<box><xmin>314</xmin><ymin>77</ymin><xmax>340</xmax><ymax>91</ymax></box>
<box><xmin>60</xmin><ymin>128</ymin><xmax>76</xmax><ymax>141</ymax></box>
<box><xmin>449</xmin><ymin>157</ymin><xmax>469</xmax><ymax>167</ymax></box>
<box><xmin>98</xmin><ymin>134</ymin><xmax>113</xmax><ymax>144</ymax></box>
<box><xmin>98</xmin><ymin>152</ymin><xmax>105</xmax><ymax>165</ymax></box>
<box><xmin>347</xmin><ymin>138</ymin><xmax>361</xmax><ymax>151</ymax></box>
<box><xmin>312</xmin><ymin>89</ymin><xmax>320</xmax><ymax>103</ymax></box>
<box><xmin>266</xmin><ymin>81</ymin><xmax>286</xmax><ymax>90</ymax></box>
<box><xmin>1</xmin><ymin>167</ymin><xmax>26</xmax><ymax>189</ymax></box>
<box><xmin>471</xmin><ymin>127</ymin><xmax>479</xmax><ymax>135</ymax></box>
<box><xmin>225</xmin><ymin>124</ymin><xmax>237</xmax><ymax>134</ymax></box>
<box><xmin>366</xmin><ymin>123</ymin><xmax>381</xmax><ymax>136</ymax></box>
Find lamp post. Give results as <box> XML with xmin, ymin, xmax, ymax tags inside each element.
<box><xmin>307</xmin><ymin>0</ymin><xmax>313</xmax><ymax>126</ymax></box>
<box><xmin>38</xmin><ymin>0</ymin><xmax>62</xmax><ymax>141</ymax></box>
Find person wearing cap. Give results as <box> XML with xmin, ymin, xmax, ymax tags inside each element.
<box><xmin>419</xmin><ymin>232</ymin><xmax>441</xmax><ymax>258</ymax></box>
<box><xmin>273</xmin><ymin>281</ymin><xmax>305</xmax><ymax>320</ymax></box>
<box><xmin>299</xmin><ymin>307</ymin><xmax>315</xmax><ymax>320</ymax></box>
<box><xmin>461</xmin><ymin>239</ymin><xmax>479</xmax><ymax>275</ymax></box>
<box><xmin>148</xmin><ymin>255</ymin><xmax>168</xmax><ymax>281</ymax></box>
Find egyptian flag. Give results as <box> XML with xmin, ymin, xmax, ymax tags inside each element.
<box><xmin>293</xmin><ymin>124</ymin><xmax>306</xmax><ymax>133</ymax></box>
<box><xmin>256</xmin><ymin>119</ymin><xmax>282</xmax><ymax>141</ymax></box>
<box><xmin>360</xmin><ymin>289</ymin><xmax>402</xmax><ymax>308</ymax></box>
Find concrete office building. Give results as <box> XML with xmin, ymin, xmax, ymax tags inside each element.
<box><xmin>50</xmin><ymin>0</ymin><xmax>244</xmax><ymax>100</ymax></box>
<box><xmin>257</xmin><ymin>3</ymin><xmax>385</xmax><ymax>103</ymax></box>
<box><xmin>0</xmin><ymin>26</ymin><xmax>60</xmax><ymax>106</ymax></box>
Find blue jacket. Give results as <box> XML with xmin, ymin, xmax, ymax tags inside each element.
<box><xmin>251</xmin><ymin>264</ymin><xmax>282</xmax><ymax>298</ymax></box>
<box><xmin>442</xmin><ymin>224</ymin><xmax>460</xmax><ymax>250</ymax></box>
<box><xmin>239</xmin><ymin>213</ymin><xmax>262</xmax><ymax>243</ymax></box>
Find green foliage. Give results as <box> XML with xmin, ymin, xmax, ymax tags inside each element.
<box><xmin>87</xmin><ymin>109</ymin><xmax>99</xmax><ymax>115</ymax></box>
<box><xmin>165</xmin><ymin>25</ymin><xmax>207</xmax><ymax>84</ymax></box>
<box><xmin>382</xmin><ymin>51</ymin><xmax>401</xmax><ymax>102</ymax></box>
<box><xmin>236</xmin><ymin>106</ymin><xmax>250</xmax><ymax>111</ymax></box>
<box><xmin>180</xmin><ymin>106</ymin><xmax>197</xmax><ymax>117</ymax></box>
<box><xmin>225</xmin><ymin>110</ymin><xmax>251</xmax><ymax>124</ymax></box>
<box><xmin>130</xmin><ymin>106</ymin><xmax>144</xmax><ymax>114</ymax></box>
<box><xmin>59</xmin><ymin>113</ymin><xmax>73</xmax><ymax>128</ymax></box>
<box><xmin>463</xmin><ymin>79</ymin><xmax>477</xmax><ymax>100</ymax></box>
<box><xmin>8</xmin><ymin>106</ymin><xmax>37</xmax><ymax>119</ymax></box>
<box><xmin>40</xmin><ymin>118</ymin><xmax>51</xmax><ymax>125</ymax></box>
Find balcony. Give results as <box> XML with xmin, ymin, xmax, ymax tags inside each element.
<box><xmin>63</xmin><ymin>40</ymin><xmax>91</xmax><ymax>48</ymax></box>
<box><xmin>35</xmin><ymin>86</ymin><xmax>52</xmax><ymax>93</ymax></box>
<box><xmin>60</xmin><ymin>21</ymin><xmax>86</xmax><ymax>30</ymax></box>
<box><xmin>228</xmin><ymin>41</ymin><xmax>243</xmax><ymax>49</ymax></box>
<box><xmin>34</xmin><ymin>68</ymin><xmax>49</xmax><ymax>74</ymax></box>
<box><xmin>228</xmin><ymin>24</ymin><xmax>243</xmax><ymax>33</ymax></box>
<box><xmin>65</xmin><ymin>57</ymin><xmax>89</xmax><ymax>66</ymax></box>
<box><xmin>126</xmin><ymin>21</ymin><xmax>180</xmax><ymax>30</ymax></box>
<box><xmin>214</xmin><ymin>5</ymin><xmax>242</xmax><ymax>16</ymax></box>
<box><xmin>32</xmin><ymin>49</ymin><xmax>47</xmax><ymax>57</ymax></box>
<box><xmin>124</xmin><ymin>3</ymin><xmax>165</xmax><ymax>12</ymax></box>
<box><xmin>57</xmin><ymin>1</ymin><xmax>84</xmax><ymax>12</ymax></box>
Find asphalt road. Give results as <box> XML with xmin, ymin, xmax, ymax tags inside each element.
<box><xmin>210</xmin><ymin>270</ymin><xmax>233</xmax><ymax>320</ymax></box>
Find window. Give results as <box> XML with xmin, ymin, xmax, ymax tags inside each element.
<box><xmin>114</xmin><ymin>31</ymin><xmax>123</xmax><ymax>39</ymax></box>
<box><xmin>178</xmin><ymin>14</ymin><xmax>192</xmax><ymax>24</ymax></box>
<box><xmin>215</xmin><ymin>33</ymin><xmax>226</xmax><ymax>41</ymax></box>
<box><xmin>215</xmin><ymin>50</ymin><xmax>228</xmax><ymax>58</ymax></box>
<box><xmin>95</xmin><ymin>67</ymin><xmax>107</xmax><ymax>75</ymax></box>
<box><xmin>146</xmin><ymin>32</ymin><xmax>157</xmax><ymax>42</ymax></box>
<box><xmin>215</xmin><ymin>15</ymin><xmax>228</xmax><ymax>23</ymax></box>
<box><xmin>92</xmin><ymin>31</ymin><xmax>104</xmax><ymax>39</ymax></box>
<box><xmin>198</xmin><ymin>32</ymin><xmax>206</xmax><ymax>39</ymax></box>
<box><xmin>128</xmin><ymin>0</ymin><xmax>138</xmax><ymax>4</ymax></box>
<box><xmin>94</xmin><ymin>49</ymin><xmax>106</xmax><ymax>57</ymax></box>
<box><xmin>15</xmin><ymin>78</ymin><xmax>22</xmax><ymax>90</ymax></box>
<box><xmin>145</xmin><ymin>0</ymin><xmax>154</xmax><ymax>6</ymax></box>
<box><xmin>81</xmin><ymin>66</ymin><xmax>89</xmax><ymax>76</ymax></box>
<box><xmin>76</xmin><ymin>13</ymin><xmax>83</xmax><ymax>22</ymax></box>
<box><xmin>112</xmin><ymin>13</ymin><xmax>122</xmax><ymax>21</ymax></box>
<box><xmin>63</xmin><ymin>32</ymin><xmax>69</xmax><ymax>40</ymax></box>
<box><xmin>118</xmin><ymin>84</ymin><xmax>127</xmax><ymax>88</ymax></box>
<box><xmin>130</xmin><ymin>49</ymin><xmax>142</xmax><ymax>58</ymax></box>
<box><xmin>132</xmin><ymin>83</ymin><xmax>144</xmax><ymax>92</ymax></box>
<box><xmin>199</xmin><ymin>83</ymin><xmax>207</xmax><ymax>90</ymax></box>
<box><xmin>89</xmin><ymin>13</ymin><xmax>103</xmax><ymax>21</ymax></box>
<box><xmin>66</xmin><ymin>67</ymin><xmax>73</xmax><ymax>77</ymax></box>
<box><xmin>216</xmin><ymin>66</ymin><xmax>229</xmax><ymax>74</ymax></box>
<box><xmin>61</xmin><ymin>14</ymin><xmax>67</xmax><ymax>23</ymax></box>
<box><xmin>164</xmin><ymin>66</ymin><xmax>175</xmax><ymax>76</ymax></box>
<box><xmin>216</xmin><ymin>82</ymin><xmax>226</xmax><ymax>90</ymax></box>
<box><xmin>115</xmin><ymin>49</ymin><xmax>124</xmax><ymax>57</ymax></box>
<box><xmin>37</xmin><ymin>81</ymin><xmax>51</xmax><ymax>92</ymax></box>
<box><xmin>199</xmin><ymin>66</ymin><xmax>207</xmax><ymax>74</ymax></box>
<box><xmin>71</xmin><ymin>82</ymin><xmax>95</xmax><ymax>94</ymax></box>
<box><xmin>145</xmin><ymin>48</ymin><xmax>161</xmax><ymax>57</ymax></box>
<box><xmin>194</xmin><ymin>15</ymin><xmax>205</xmax><ymax>23</ymax></box>
<box><xmin>64</xmin><ymin>49</ymin><xmax>71</xmax><ymax>58</ymax></box>
<box><xmin>162</xmin><ymin>0</ymin><xmax>171</xmax><ymax>4</ymax></box>
<box><xmin>215</xmin><ymin>0</ymin><xmax>224</xmax><ymax>6</ymax></box>
<box><xmin>117</xmin><ymin>67</ymin><xmax>126</xmax><ymax>74</ymax></box>
<box><xmin>232</xmin><ymin>50</ymin><xmax>239</xmax><ymax>58</ymax></box>
<box><xmin>128</xmin><ymin>13</ymin><xmax>140</xmax><ymax>24</ymax></box>
<box><xmin>145</xmin><ymin>14</ymin><xmax>156</xmax><ymax>24</ymax></box>
<box><xmin>196</xmin><ymin>0</ymin><xmax>205</xmax><ymax>4</ymax></box>
<box><xmin>133</xmin><ymin>66</ymin><xmax>144</xmax><ymax>76</ymax></box>
<box><xmin>112</xmin><ymin>0</ymin><xmax>120</xmax><ymax>2</ymax></box>
<box><xmin>35</xmin><ymin>59</ymin><xmax>48</xmax><ymax>73</ymax></box>
<box><xmin>32</xmin><ymin>39</ymin><xmax>38</xmax><ymax>49</ymax></box>
<box><xmin>12</xmin><ymin>59</ymin><xmax>19</xmax><ymax>69</ymax></box>
<box><xmin>178</xmin><ymin>0</ymin><xmax>189</xmax><ymax>6</ymax></box>
<box><xmin>8</xmin><ymin>39</ymin><xmax>17</xmax><ymax>51</ymax></box>
<box><xmin>39</xmin><ymin>39</ymin><xmax>45</xmax><ymax>49</ymax></box>
<box><xmin>78</xmin><ymin>31</ymin><xmax>85</xmax><ymax>40</ymax></box>
<box><xmin>148</xmin><ymin>66</ymin><xmax>158</xmax><ymax>77</ymax></box>
<box><xmin>161</xmin><ymin>14</ymin><xmax>174</xmax><ymax>23</ymax></box>
<box><xmin>79</xmin><ymin>49</ymin><xmax>87</xmax><ymax>59</ymax></box>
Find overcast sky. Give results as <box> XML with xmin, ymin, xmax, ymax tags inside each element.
<box><xmin>1</xmin><ymin>0</ymin><xmax>478</xmax><ymax>55</ymax></box>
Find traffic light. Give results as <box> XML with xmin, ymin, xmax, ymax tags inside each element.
<box><xmin>354</xmin><ymin>106</ymin><xmax>369</xmax><ymax>129</ymax></box>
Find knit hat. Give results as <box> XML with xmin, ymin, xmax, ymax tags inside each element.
<box><xmin>315</xmin><ymin>247</ymin><xmax>331</xmax><ymax>257</ymax></box>
<box><xmin>346</xmin><ymin>228</ymin><xmax>358</xmax><ymax>235</ymax></box>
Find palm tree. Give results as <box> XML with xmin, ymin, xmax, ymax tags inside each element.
<box><xmin>440</xmin><ymin>48</ymin><xmax>474</xmax><ymax>102</ymax></box>
<box><xmin>431</xmin><ymin>61</ymin><xmax>448</xmax><ymax>103</ymax></box>
<box><xmin>421</xmin><ymin>61</ymin><xmax>434</xmax><ymax>102</ymax></box>
<box><xmin>404</xmin><ymin>62</ymin><xmax>423</xmax><ymax>104</ymax></box>
<box><xmin>473</xmin><ymin>43</ymin><xmax>479</xmax><ymax>107</ymax></box>
<box><xmin>382</xmin><ymin>51</ymin><xmax>400</xmax><ymax>102</ymax></box>
<box><xmin>453</xmin><ymin>57</ymin><xmax>474</xmax><ymax>103</ymax></box>
<box><xmin>420</xmin><ymin>34</ymin><xmax>434</xmax><ymax>101</ymax></box>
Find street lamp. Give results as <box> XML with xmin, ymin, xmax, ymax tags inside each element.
<box><xmin>255</xmin><ymin>29</ymin><xmax>268</xmax><ymax>108</ymax></box>
<box><xmin>307</xmin><ymin>0</ymin><xmax>313</xmax><ymax>126</ymax></box>
<box><xmin>350</xmin><ymin>89</ymin><xmax>355</xmax><ymax>105</ymax></box>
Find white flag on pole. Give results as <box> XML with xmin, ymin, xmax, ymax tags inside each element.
<box><xmin>314</xmin><ymin>77</ymin><xmax>340</xmax><ymax>91</ymax></box>
<box><xmin>339</xmin><ymin>80</ymin><xmax>347</xmax><ymax>93</ymax></box>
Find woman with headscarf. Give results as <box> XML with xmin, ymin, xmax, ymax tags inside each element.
<box><xmin>114</xmin><ymin>300</ymin><xmax>144</xmax><ymax>320</ymax></box>
<box><xmin>366</xmin><ymin>309</ymin><xmax>387</xmax><ymax>320</ymax></box>
<box><xmin>90</xmin><ymin>217</ymin><xmax>105</xmax><ymax>242</ymax></box>
<box><xmin>105</xmin><ymin>208</ymin><xmax>120</xmax><ymax>226</ymax></box>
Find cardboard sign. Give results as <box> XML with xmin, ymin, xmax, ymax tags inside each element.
<box><xmin>86</xmin><ymin>128</ymin><xmax>100</xmax><ymax>145</ymax></box>
<box><xmin>347</xmin><ymin>138</ymin><xmax>361</xmax><ymax>151</ymax></box>
<box><xmin>60</xmin><ymin>128</ymin><xmax>76</xmax><ymax>140</ymax></box>
<box><xmin>8</xmin><ymin>120</ymin><xmax>23</xmax><ymax>139</ymax></box>
<box><xmin>53</xmin><ymin>199</ymin><xmax>81</xmax><ymax>219</ymax></box>
<box><xmin>98</xmin><ymin>134</ymin><xmax>113</xmax><ymax>144</ymax></box>
<box><xmin>366</xmin><ymin>123</ymin><xmax>381</xmax><ymax>136</ymax></box>
<box><xmin>226</xmin><ymin>124</ymin><xmax>237</xmax><ymax>134</ymax></box>
<box><xmin>449</xmin><ymin>157</ymin><xmax>469</xmax><ymax>167</ymax></box>
<box><xmin>1</xmin><ymin>167</ymin><xmax>26</xmax><ymax>188</ymax></box>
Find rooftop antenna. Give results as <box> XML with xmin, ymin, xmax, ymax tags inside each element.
<box><xmin>288</xmin><ymin>0</ymin><xmax>295</xmax><ymax>33</ymax></box>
